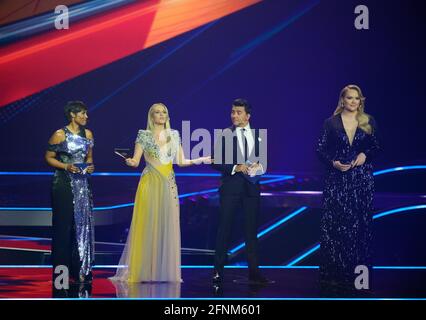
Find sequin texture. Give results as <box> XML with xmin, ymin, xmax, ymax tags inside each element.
<box><xmin>51</xmin><ymin>127</ymin><xmax>95</xmax><ymax>278</ymax></box>
<box><xmin>316</xmin><ymin>114</ymin><xmax>381</xmax><ymax>295</ymax></box>
<box><xmin>135</xmin><ymin>129</ymin><xmax>180</xmax><ymax>164</ymax></box>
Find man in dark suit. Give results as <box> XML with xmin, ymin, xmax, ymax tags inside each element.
<box><xmin>211</xmin><ymin>98</ymin><xmax>272</xmax><ymax>284</ymax></box>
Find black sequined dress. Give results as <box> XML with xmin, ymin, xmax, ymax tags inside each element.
<box><xmin>316</xmin><ymin>113</ymin><xmax>380</xmax><ymax>295</ymax></box>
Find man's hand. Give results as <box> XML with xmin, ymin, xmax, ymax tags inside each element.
<box><xmin>235</xmin><ymin>164</ymin><xmax>249</xmax><ymax>174</ymax></box>
<box><xmin>248</xmin><ymin>162</ymin><xmax>262</xmax><ymax>177</ymax></box>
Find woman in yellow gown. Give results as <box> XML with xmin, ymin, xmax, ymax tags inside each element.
<box><xmin>110</xmin><ymin>103</ymin><xmax>210</xmax><ymax>283</ymax></box>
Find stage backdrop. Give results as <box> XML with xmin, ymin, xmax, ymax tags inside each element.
<box><xmin>0</xmin><ymin>0</ymin><xmax>425</xmax><ymax>174</ymax></box>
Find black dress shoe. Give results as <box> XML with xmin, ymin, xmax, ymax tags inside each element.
<box><xmin>212</xmin><ymin>270</ymin><xmax>223</xmax><ymax>283</ymax></box>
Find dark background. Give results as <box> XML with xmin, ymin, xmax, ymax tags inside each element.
<box><xmin>0</xmin><ymin>0</ymin><xmax>425</xmax><ymax>174</ymax></box>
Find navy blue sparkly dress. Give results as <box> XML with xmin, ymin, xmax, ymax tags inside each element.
<box><xmin>316</xmin><ymin>113</ymin><xmax>380</xmax><ymax>295</ymax></box>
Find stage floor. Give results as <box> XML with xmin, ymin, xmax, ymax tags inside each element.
<box><xmin>0</xmin><ymin>266</ymin><xmax>425</xmax><ymax>299</ymax></box>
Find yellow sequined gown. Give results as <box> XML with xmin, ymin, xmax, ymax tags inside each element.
<box><xmin>110</xmin><ymin>129</ymin><xmax>181</xmax><ymax>282</ymax></box>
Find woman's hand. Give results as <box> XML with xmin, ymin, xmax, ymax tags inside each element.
<box><xmin>332</xmin><ymin>161</ymin><xmax>352</xmax><ymax>172</ymax></box>
<box><xmin>125</xmin><ymin>158</ymin><xmax>137</xmax><ymax>167</ymax></box>
<box><xmin>351</xmin><ymin>153</ymin><xmax>366</xmax><ymax>167</ymax></box>
<box><xmin>65</xmin><ymin>164</ymin><xmax>81</xmax><ymax>174</ymax></box>
<box><xmin>192</xmin><ymin>156</ymin><xmax>213</xmax><ymax>165</ymax></box>
<box><xmin>200</xmin><ymin>156</ymin><xmax>213</xmax><ymax>164</ymax></box>
<box><xmin>86</xmin><ymin>164</ymin><xmax>95</xmax><ymax>174</ymax></box>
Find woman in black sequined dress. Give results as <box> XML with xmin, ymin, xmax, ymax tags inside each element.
<box><xmin>316</xmin><ymin>85</ymin><xmax>380</xmax><ymax>296</ymax></box>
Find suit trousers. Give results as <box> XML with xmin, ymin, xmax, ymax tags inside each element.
<box><xmin>214</xmin><ymin>192</ymin><xmax>260</xmax><ymax>276</ymax></box>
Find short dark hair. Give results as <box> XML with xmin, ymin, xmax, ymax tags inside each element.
<box><xmin>232</xmin><ymin>98</ymin><xmax>251</xmax><ymax>115</ymax></box>
<box><xmin>64</xmin><ymin>101</ymin><xmax>87</xmax><ymax>121</ymax></box>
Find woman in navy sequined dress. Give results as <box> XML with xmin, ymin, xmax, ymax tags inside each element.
<box><xmin>316</xmin><ymin>85</ymin><xmax>380</xmax><ymax>296</ymax></box>
<box><xmin>45</xmin><ymin>101</ymin><xmax>95</xmax><ymax>285</ymax></box>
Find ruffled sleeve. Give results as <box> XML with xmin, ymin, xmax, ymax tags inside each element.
<box><xmin>47</xmin><ymin>143</ymin><xmax>60</xmax><ymax>153</ymax></box>
<box><xmin>135</xmin><ymin>130</ymin><xmax>148</xmax><ymax>149</ymax></box>
<box><xmin>171</xmin><ymin>129</ymin><xmax>181</xmax><ymax>159</ymax></box>
<box><xmin>172</xmin><ymin>129</ymin><xmax>181</xmax><ymax>145</ymax></box>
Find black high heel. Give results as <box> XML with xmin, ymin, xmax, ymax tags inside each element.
<box><xmin>78</xmin><ymin>272</ymin><xmax>93</xmax><ymax>283</ymax></box>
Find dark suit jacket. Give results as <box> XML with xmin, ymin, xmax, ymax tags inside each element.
<box><xmin>211</xmin><ymin>125</ymin><xmax>266</xmax><ymax>197</ymax></box>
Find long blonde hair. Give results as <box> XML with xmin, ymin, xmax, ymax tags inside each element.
<box><xmin>333</xmin><ymin>84</ymin><xmax>372</xmax><ymax>134</ymax></box>
<box><xmin>146</xmin><ymin>103</ymin><xmax>171</xmax><ymax>131</ymax></box>
<box><xmin>146</xmin><ymin>103</ymin><xmax>172</xmax><ymax>150</ymax></box>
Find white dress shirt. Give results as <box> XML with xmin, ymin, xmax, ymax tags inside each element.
<box><xmin>237</xmin><ymin>123</ymin><xmax>254</xmax><ymax>157</ymax></box>
<box><xmin>231</xmin><ymin>123</ymin><xmax>263</xmax><ymax>176</ymax></box>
